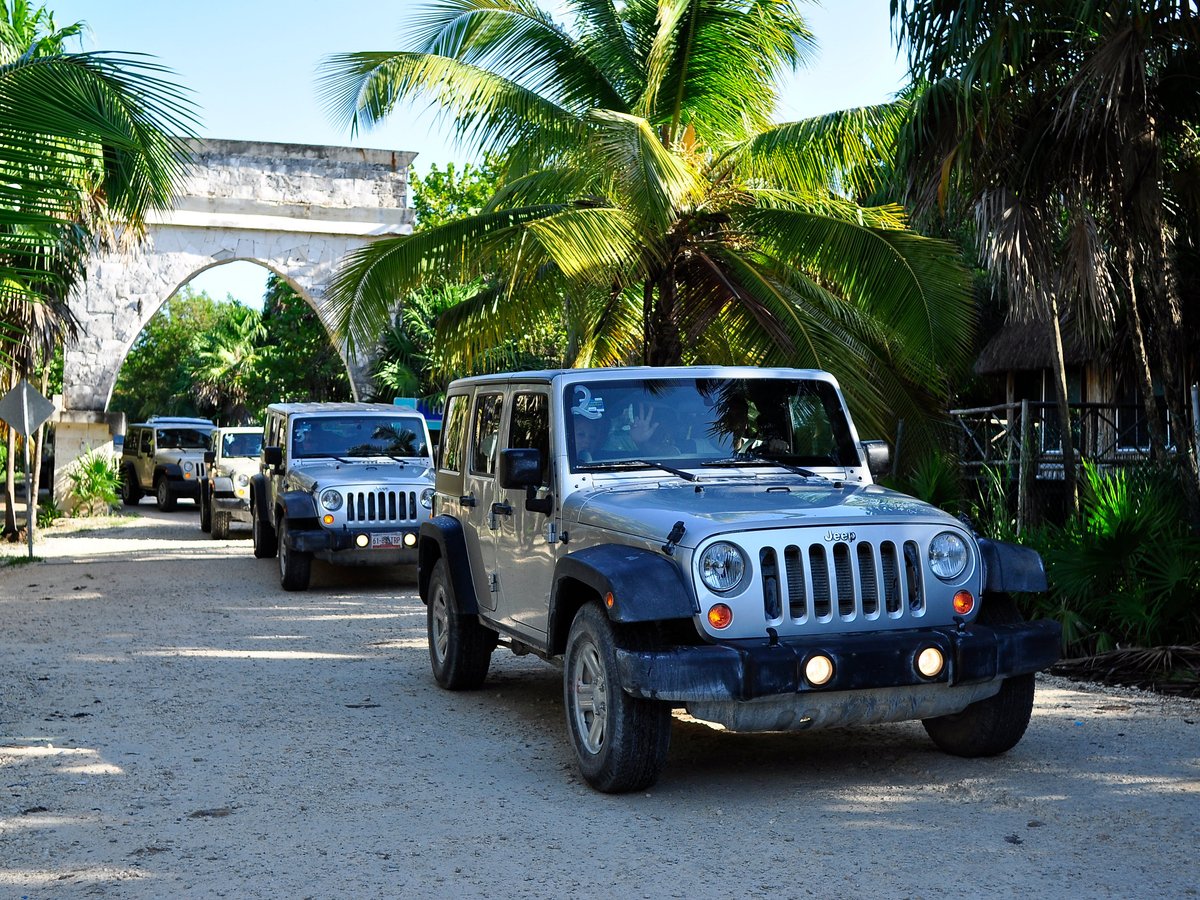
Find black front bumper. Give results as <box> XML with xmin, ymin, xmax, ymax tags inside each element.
<box><xmin>616</xmin><ymin>619</ymin><xmax>1062</xmax><ymax>702</ymax></box>
<box><xmin>284</xmin><ymin>525</ymin><xmax>420</xmax><ymax>564</ymax></box>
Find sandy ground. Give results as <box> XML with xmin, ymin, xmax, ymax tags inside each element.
<box><xmin>1</xmin><ymin>506</ymin><xmax>1198</xmax><ymax>899</ymax></box>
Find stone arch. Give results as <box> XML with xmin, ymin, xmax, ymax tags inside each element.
<box><xmin>55</xmin><ymin>139</ymin><xmax>415</xmax><ymax>504</ymax></box>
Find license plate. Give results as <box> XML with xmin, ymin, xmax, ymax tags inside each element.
<box><xmin>370</xmin><ymin>533</ymin><xmax>406</xmax><ymax>548</ymax></box>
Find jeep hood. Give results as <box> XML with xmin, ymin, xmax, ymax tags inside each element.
<box><xmin>291</xmin><ymin>458</ymin><xmax>433</xmax><ymax>485</ymax></box>
<box><xmin>563</xmin><ymin>479</ymin><xmax>961</xmax><ymax>547</ymax></box>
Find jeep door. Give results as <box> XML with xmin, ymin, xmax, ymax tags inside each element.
<box><xmin>462</xmin><ymin>391</ymin><xmax>505</xmax><ymax>611</ymax></box>
<box><xmin>492</xmin><ymin>388</ymin><xmax>556</xmax><ymax>638</ymax></box>
<box><xmin>136</xmin><ymin>429</ymin><xmax>154</xmax><ymax>488</ymax></box>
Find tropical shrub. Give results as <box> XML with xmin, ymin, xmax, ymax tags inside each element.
<box><xmin>66</xmin><ymin>450</ymin><xmax>122</xmax><ymax>516</ymax></box>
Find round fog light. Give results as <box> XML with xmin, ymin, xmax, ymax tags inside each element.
<box><xmin>707</xmin><ymin>604</ymin><xmax>733</xmax><ymax>629</ymax></box>
<box><xmin>355</xmin><ymin>533</ymin><xmax>370</xmax><ymax>548</ymax></box>
<box><xmin>322</xmin><ymin>514</ymin><xmax>334</xmax><ymax>525</ymax></box>
<box><xmin>403</xmin><ymin>532</ymin><xmax>417</xmax><ymax>547</ymax></box>
<box><xmin>953</xmin><ymin>590</ymin><xmax>975</xmax><ymax>615</ymax></box>
<box><xmin>916</xmin><ymin>647</ymin><xmax>945</xmax><ymax>678</ymax></box>
<box><xmin>805</xmin><ymin>654</ymin><xmax>834</xmax><ymax>687</ymax></box>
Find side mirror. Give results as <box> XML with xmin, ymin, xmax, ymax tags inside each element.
<box><xmin>263</xmin><ymin>446</ymin><xmax>283</xmax><ymax>468</ymax></box>
<box><xmin>203</xmin><ymin>450</ymin><xmax>216</xmax><ymax>464</ymax></box>
<box><xmin>860</xmin><ymin>440</ymin><xmax>890</xmax><ymax>478</ymax></box>
<box><xmin>498</xmin><ymin>448</ymin><xmax>554</xmax><ymax>515</ymax></box>
<box><xmin>499</xmin><ymin>448</ymin><xmax>542</xmax><ymax>489</ymax></box>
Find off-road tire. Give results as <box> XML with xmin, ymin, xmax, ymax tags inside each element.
<box><xmin>199</xmin><ymin>486</ymin><xmax>212</xmax><ymax>533</ymax></box>
<box><xmin>277</xmin><ymin>518</ymin><xmax>312</xmax><ymax>591</ymax></box>
<box><xmin>211</xmin><ymin>510</ymin><xmax>230</xmax><ymax>540</ymax></box>
<box><xmin>252</xmin><ymin>501</ymin><xmax>277</xmax><ymax>559</ymax></box>
<box><xmin>155</xmin><ymin>477</ymin><xmax>177</xmax><ymax>512</ymax></box>
<box><xmin>121</xmin><ymin>467</ymin><xmax>142</xmax><ymax>506</ymax></box>
<box><xmin>564</xmin><ymin>603</ymin><xmax>672</xmax><ymax>793</ymax></box>
<box><xmin>922</xmin><ymin>594</ymin><xmax>1037</xmax><ymax>757</ymax></box>
<box><xmin>426</xmin><ymin>558</ymin><xmax>496</xmax><ymax>689</ymax></box>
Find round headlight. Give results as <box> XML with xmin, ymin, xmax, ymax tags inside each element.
<box><xmin>183</xmin><ymin>461</ymin><xmax>194</xmax><ymax>473</ymax></box>
<box><xmin>699</xmin><ymin>542</ymin><xmax>746</xmax><ymax>593</ymax></box>
<box><xmin>420</xmin><ymin>487</ymin><xmax>435</xmax><ymax>509</ymax></box>
<box><xmin>236</xmin><ymin>474</ymin><xmax>250</xmax><ymax>487</ymax></box>
<box><xmin>929</xmin><ymin>532</ymin><xmax>968</xmax><ymax>580</ymax></box>
<box><xmin>320</xmin><ymin>489</ymin><xmax>343</xmax><ymax>511</ymax></box>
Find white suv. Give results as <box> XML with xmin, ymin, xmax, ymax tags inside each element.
<box><xmin>200</xmin><ymin>426</ymin><xmax>263</xmax><ymax>539</ymax></box>
<box><xmin>120</xmin><ymin>417</ymin><xmax>216</xmax><ymax>511</ymax></box>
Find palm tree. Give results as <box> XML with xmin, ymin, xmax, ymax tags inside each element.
<box><xmin>318</xmin><ymin>0</ymin><xmax>976</xmax><ymax>454</ymax></box>
<box><xmin>1</xmin><ymin>0</ymin><xmax>196</xmax><ymax>534</ymax></box>
<box><xmin>191</xmin><ymin>303</ymin><xmax>270</xmax><ymax>425</ymax></box>
<box><xmin>892</xmin><ymin>0</ymin><xmax>1200</xmax><ymax>518</ymax></box>
<box><xmin>0</xmin><ymin>0</ymin><xmax>196</xmax><ymax>374</ymax></box>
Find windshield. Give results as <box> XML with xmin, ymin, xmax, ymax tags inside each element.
<box><xmin>221</xmin><ymin>431</ymin><xmax>263</xmax><ymax>459</ymax></box>
<box><xmin>565</xmin><ymin>377</ymin><xmax>858</xmax><ymax>472</ymax></box>
<box><xmin>291</xmin><ymin>416</ymin><xmax>429</xmax><ymax>460</ymax></box>
<box><xmin>157</xmin><ymin>427</ymin><xmax>214</xmax><ymax>451</ymax></box>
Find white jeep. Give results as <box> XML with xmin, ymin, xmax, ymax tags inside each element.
<box><xmin>200</xmin><ymin>426</ymin><xmax>263</xmax><ymax>539</ymax></box>
<box><xmin>120</xmin><ymin>417</ymin><xmax>216</xmax><ymax>511</ymax></box>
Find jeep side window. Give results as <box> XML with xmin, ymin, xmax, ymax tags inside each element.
<box><xmin>470</xmin><ymin>393</ymin><xmax>504</xmax><ymax>476</ymax></box>
<box><xmin>508</xmin><ymin>392</ymin><xmax>550</xmax><ymax>485</ymax></box>
<box><xmin>139</xmin><ymin>430</ymin><xmax>152</xmax><ymax>455</ymax></box>
<box><xmin>440</xmin><ymin>394</ymin><xmax>468</xmax><ymax>473</ymax></box>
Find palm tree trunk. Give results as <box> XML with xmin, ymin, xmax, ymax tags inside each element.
<box><xmin>646</xmin><ymin>269</ymin><xmax>682</xmax><ymax>366</ymax></box>
<box><xmin>1121</xmin><ymin>241</ymin><xmax>1171</xmax><ymax>461</ymax></box>
<box><xmin>1047</xmin><ymin>296</ymin><xmax>1078</xmax><ymax>517</ymax></box>
<box><xmin>3</xmin><ymin>423</ymin><xmax>16</xmax><ymax>537</ymax></box>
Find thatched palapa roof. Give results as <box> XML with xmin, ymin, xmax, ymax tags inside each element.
<box><xmin>974</xmin><ymin>320</ymin><xmax>1098</xmax><ymax>375</ymax></box>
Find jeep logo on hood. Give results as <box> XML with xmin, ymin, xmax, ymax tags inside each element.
<box><xmin>825</xmin><ymin>530</ymin><xmax>856</xmax><ymax>542</ymax></box>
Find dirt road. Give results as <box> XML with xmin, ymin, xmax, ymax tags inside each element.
<box><xmin>2</xmin><ymin>509</ymin><xmax>1198</xmax><ymax>898</ymax></box>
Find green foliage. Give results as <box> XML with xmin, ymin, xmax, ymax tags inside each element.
<box><xmin>36</xmin><ymin>493</ymin><xmax>61</xmax><ymax>528</ymax></box>
<box><xmin>110</xmin><ymin>287</ymin><xmax>225</xmax><ymax>420</ymax></box>
<box><xmin>371</xmin><ymin>281</ymin><xmax>565</xmax><ymax>404</ymax></box>
<box><xmin>66</xmin><ymin>449</ymin><xmax>121</xmax><ymax>516</ymax></box>
<box><xmin>111</xmin><ymin>278</ymin><xmax>351</xmax><ymax>424</ymax></box>
<box><xmin>256</xmin><ymin>275</ymin><xmax>352</xmax><ymax>407</ymax></box>
<box><xmin>1008</xmin><ymin>463</ymin><xmax>1200</xmax><ymax>654</ymax></box>
<box><xmin>412</xmin><ymin>154</ymin><xmax>504</xmax><ymax>231</ymax></box>
<box><xmin>881</xmin><ymin>450</ymin><xmax>965</xmax><ymax>516</ymax></box>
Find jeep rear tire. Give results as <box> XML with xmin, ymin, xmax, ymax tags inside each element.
<box><xmin>252</xmin><ymin>502</ymin><xmax>277</xmax><ymax>559</ymax></box>
<box><xmin>211</xmin><ymin>510</ymin><xmax>230</xmax><ymax>540</ymax></box>
<box><xmin>922</xmin><ymin>594</ymin><xmax>1036</xmax><ymax>757</ymax></box>
<box><xmin>155</xmin><ymin>477</ymin><xmax>177</xmax><ymax>512</ymax></box>
<box><xmin>427</xmin><ymin>558</ymin><xmax>495</xmax><ymax>689</ymax></box>
<box><xmin>121</xmin><ymin>467</ymin><xmax>142</xmax><ymax>506</ymax></box>
<box><xmin>199</xmin><ymin>485</ymin><xmax>212</xmax><ymax>532</ymax></box>
<box><xmin>564</xmin><ymin>604</ymin><xmax>671</xmax><ymax>793</ymax></box>
<box><xmin>277</xmin><ymin>518</ymin><xmax>312</xmax><ymax>591</ymax></box>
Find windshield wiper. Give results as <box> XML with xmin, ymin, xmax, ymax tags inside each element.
<box><xmin>581</xmin><ymin>459</ymin><xmax>699</xmax><ymax>482</ymax></box>
<box><xmin>702</xmin><ymin>453</ymin><xmax>822</xmax><ymax>479</ymax></box>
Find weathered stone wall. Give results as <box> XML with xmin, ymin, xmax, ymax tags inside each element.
<box><xmin>55</xmin><ymin>139</ymin><xmax>416</xmax><ymax>508</ymax></box>
<box><xmin>63</xmin><ymin>139</ymin><xmax>415</xmax><ymax>412</ymax></box>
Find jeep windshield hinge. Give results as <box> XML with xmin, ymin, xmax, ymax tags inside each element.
<box><xmin>661</xmin><ymin>520</ymin><xmax>686</xmax><ymax>556</ymax></box>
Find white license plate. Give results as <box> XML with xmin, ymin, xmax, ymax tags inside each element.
<box><xmin>370</xmin><ymin>533</ymin><xmax>406</xmax><ymax>548</ymax></box>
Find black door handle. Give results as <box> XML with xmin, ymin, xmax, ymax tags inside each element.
<box><xmin>490</xmin><ymin>500</ymin><xmax>513</xmax><ymax>516</ymax></box>
<box><xmin>460</xmin><ymin>495</ymin><xmax>477</xmax><ymax>508</ymax></box>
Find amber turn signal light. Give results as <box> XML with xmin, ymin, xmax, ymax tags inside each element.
<box><xmin>322</xmin><ymin>514</ymin><xmax>335</xmax><ymax>525</ymax></box>
<box><xmin>953</xmin><ymin>590</ymin><xmax>975</xmax><ymax>615</ymax></box>
<box><xmin>707</xmin><ymin>604</ymin><xmax>733</xmax><ymax>629</ymax></box>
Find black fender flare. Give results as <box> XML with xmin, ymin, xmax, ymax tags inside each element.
<box><xmin>418</xmin><ymin>516</ymin><xmax>480</xmax><ymax>614</ymax></box>
<box><xmin>154</xmin><ymin>464</ymin><xmax>183</xmax><ymax>482</ymax></box>
<box><xmin>548</xmin><ymin>545</ymin><xmax>697</xmax><ymax>656</ymax></box>
<box><xmin>977</xmin><ymin>538</ymin><xmax>1048</xmax><ymax>593</ymax></box>
<box><xmin>278</xmin><ymin>490</ymin><xmax>319</xmax><ymax>526</ymax></box>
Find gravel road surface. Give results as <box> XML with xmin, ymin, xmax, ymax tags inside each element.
<box><xmin>2</xmin><ymin>508</ymin><xmax>1198</xmax><ymax>898</ymax></box>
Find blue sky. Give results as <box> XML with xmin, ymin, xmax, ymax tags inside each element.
<box><xmin>53</xmin><ymin>1</ymin><xmax>908</xmax><ymax>308</ymax></box>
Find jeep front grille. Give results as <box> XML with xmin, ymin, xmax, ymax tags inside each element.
<box><xmin>761</xmin><ymin>538</ymin><xmax>925</xmax><ymax>626</ymax></box>
<box><xmin>345</xmin><ymin>490</ymin><xmax>418</xmax><ymax>523</ymax></box>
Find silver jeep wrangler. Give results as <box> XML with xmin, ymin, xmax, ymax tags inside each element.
<box><xmin>418</xmin><ymin>366</ymin><xmax>1060</xmax><ymax>793</ymax></box>
<box><xmin>251</xmin><ymin>402</ymin><xmax>435</xmax><ymax>591</ymax></box>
